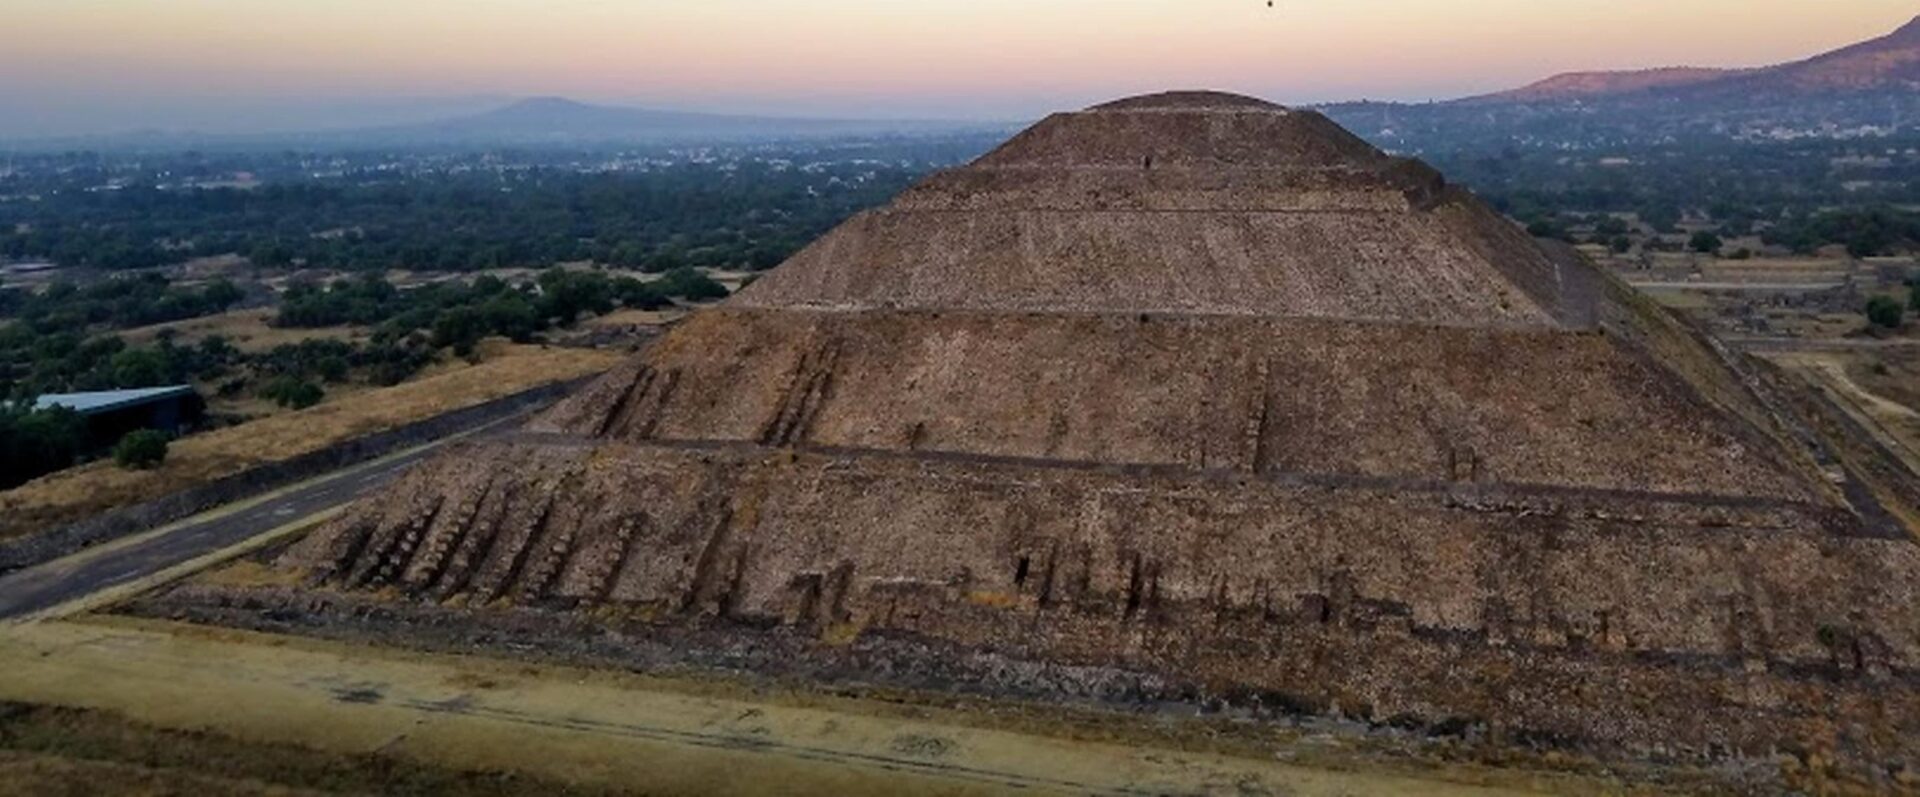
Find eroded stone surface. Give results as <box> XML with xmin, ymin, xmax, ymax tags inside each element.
<box><xmin>267</xmin><ymin>92</ymin><xmax>1920</xmax><ymax>779</ymax></box>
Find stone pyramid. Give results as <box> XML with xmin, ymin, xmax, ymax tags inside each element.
<box><xmin>279</xmin><ymin>92</ymin><xmax>1920</xmax><ymax>771</ymax></box>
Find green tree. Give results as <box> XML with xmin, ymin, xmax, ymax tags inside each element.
<box><xmin>478</xmin><ymin>293</ymin><xmax>541</xmax><ymax>342</ymax></box>
<box><xmin>261</xmin><ymin>375</ymin><xmax>325</xmax><ymax>409</ymax></box>
<box><xmin>535</xmin><ymin>268</ymin><xmax>617</xmax><ymax>324</ymax></box>
<box><xmin>611</xmin><ymin>278</ymin><xmax>669</xmax><ymax>310</ymax></box>
<box><xmin>1689</xmin><ymin>231</ymin><xmax>1723</xmax><ymax>254</ymax></box>
<box><xmin>110</xmin><ymin>348</ymin><xmax>171</xmax><ymax>388</ymax></box>
<box><xmin>0</xmin><ymin>407</ymin><xmax>86</xmax><ymax>489</ymax></box>
<box><xmin>1866</xmin><ymin>295</ymin><xmax>1905</xmax><ymax>329</ymax></box>
<box><xmin>113</xmin><ymin>429</ymin><xmax>170</xmax><ymax>470</ymax></box>
<box><xmin>1525</xmin><ymin>217</ymin><xmax>1568</xmax><ymax>241</ymax></box>
<box><xmin>199</xmin><ymin>279</ymin><xmax>245</xmax><ymax>310</ymax></box>
<box><xmin>315</xmin><ymin>355</ymin><xmax>351</xmax><ymax>383</ymax></box>
<box><xmin>656</xmin><ymin>268</ymin><xmax>730</xmax><ymax>302</ymax></box>
<box><xmin>432</xmin><ymin>306</ymin><xmax>488</xmax><ymax>357</ymax></box>
<box><xmin>248</xmin><ymin>242</ymin><xmax>294</xmax><ymax>268</ymax></box>
<box><xmin>1639</xmin><ymin>205</ymin><xmax>1682</xmax><ymax>235</ymax></box>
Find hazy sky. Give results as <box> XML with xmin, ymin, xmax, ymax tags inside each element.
<box><xmin>4</xmin><ymin>0</ymin><xmax>1916</xmax><ymax>137</ymax></box>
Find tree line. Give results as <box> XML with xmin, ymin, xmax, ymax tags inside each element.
<box><xmin>0</xmin><ymin>267</ymin><xmax>729</xmax><ymax>488</ymax></box>
<box><xmin>1</xmin><ymin>163</ymin><xmax>915</xmax><ymax>274</ymax></box>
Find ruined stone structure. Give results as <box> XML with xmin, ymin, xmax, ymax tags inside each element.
<box><xmin>277</xmin><ymin>93</ymin><xmax>1920</xmax><ymax>774</ymax></box>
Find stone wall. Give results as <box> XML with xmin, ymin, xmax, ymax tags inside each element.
<box><xmin>532</xmin><ymin>309</ymin><xmax>1819</xmax><ymax>501</ymax></box>
<box><xmin>280</xmin><ymin>438</ymin><xmax>1920</xmax><ymax>769</ymax></box>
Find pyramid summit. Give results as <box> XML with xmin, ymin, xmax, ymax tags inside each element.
<box><xmin>739</xmin><ymin>90</ymin><xmax>1584</xmax><ymax>327</ymax></box>
<box><xmin>263</xmin><ymin>91</ymin><xmax>1920</xmax><ymax>777</ymax></box>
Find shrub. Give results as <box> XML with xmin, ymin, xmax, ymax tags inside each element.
<box><xmin>478</xmin><ymin>293</ymin><xmax>541</xmax><ymax>342</ymax></box>
<box><xmin>359</xmin><ymin>341</ymin><xmax>436</xmax><ymax>387</ymax></box>
<box><xmin>1688</xmin><ymin>231</ymin><xmax>1723</xmax><ymax>254</ymax></box>
<box><xmin>1525</xmin><ymin>218</ymin><xmax>1568</xmax><ymax>241</ymax></box>
<box><xmin>612</xmin><ymin>278</ymin><xmax>670</xmax><ymax>310</ymax></box>
<box><xmin>656</xmin><ymin>268</ymin><xmax>730</xmax><ymax>302</ymax></box>
<box><xmin>432</xmin><ymin>306</ymin><xmax>488</xmax><ymax>357</ymax></box>
<box><xmin>1866</xmin><ymin>295</ymin><xmax>1905</xmax><ymax>329</ymax></box>
<box><xmin>109</xmin><ymin>348</ymin><xmax>171</xmax><ymax>388</ymax></box>
<box><xmin>113</xmin><ymin>429</ymin><xmax>170</xmax><ymax>470</ymax></box>
<box><xmin>0</xmin><ymin>407</ymin><xmax>87</xmax><ymax>488</ymax></box>
<box><xmin>261</xmin><ymin>375</ymin><xmax>325</xmax><ymax>409</ymax></box>
<box><xmin>535</xmin><ymin>268</ymin><xmax>618</xmax><ymax>324</ymax></box>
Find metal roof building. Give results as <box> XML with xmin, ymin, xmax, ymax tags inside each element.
<box><xmin>34</xmin><ymin>385</ymin><xmax>198</xmax><ymax>415</ymax></box>
<box><xmin>32</xmin><ymin>385</ymin><xmax>204</xmax><ymax>450</ymax></box>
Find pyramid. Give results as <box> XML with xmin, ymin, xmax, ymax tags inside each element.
<box><xmin>277</xmin><ymin>92</ymin><xmax>1920</xmax><ymax>772</ymax></box>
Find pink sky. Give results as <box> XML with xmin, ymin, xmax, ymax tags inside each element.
<box><xmin>4</xmin><ymin>1</ymin><xmax>1915</xmax><ymax>135</ymax></box>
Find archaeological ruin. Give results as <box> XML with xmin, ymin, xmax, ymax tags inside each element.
<box><xmin>224</xmin><ymin>92</ymin><xmax>1920</xmax><ymax>775</ymax></box>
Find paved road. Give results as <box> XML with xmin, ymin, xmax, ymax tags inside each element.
<box><xmin>1625</xmin><ymin>281</ymin><xmax>1848</xmax><ymax>291</ymax></box>
<box><xmin>0</xmin><ymin>424</ymin><xmax>496</xmax><ymax>621</ymax></box>
<box><xmin>1731</xmin><ymin>336</ymin><xmax>1920</xmax><ymax>352</ymax></box>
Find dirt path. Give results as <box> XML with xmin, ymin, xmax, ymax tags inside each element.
<box><xmin>1764</xmin><ymin>352</ymin><xmax>1920</xmax><ymax>474</ymax></box>
<box><xmin>1623</xmin><ymin>280</ymin><xmax>1847</xmax><ymax>291</ymax></box>
<box><xmin>1809</xmin><ymin>360</ymin><xmax>1920</xmax><ymax>421</ymax></box>
<box><xmin>0</xmin><ymin>617</ymin><xmax>1605</xmax><ymax>796</ymax></box>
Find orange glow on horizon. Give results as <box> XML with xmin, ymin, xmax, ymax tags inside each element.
<box><xmin>6</xmin><ymin>0</ymin><xmax>1916</xmax><ymax>125</ymax></box>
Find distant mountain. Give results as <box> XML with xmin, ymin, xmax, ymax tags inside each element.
<box><xmin>1464</xmin><ymin>15</ymin><xmax>1919</xmax><ymax>104</ymax></box>
<box><xmin>1322</xmin><ymin>16</ymin><xmax>1920</xmax><ymax>155</ymax></box>
<box><xmin>1707</xmin><ymin>14</ymin><xmax>1920</xmax><ymax>95</ymax></box>
<box><xmin>371</xmin><ymin>97</ymin><xmax>979</xmax><ymax>145</ymax></box>
<box><xmin>1463</xmin><ymin>67</ymin><xmax>1741</xmax><ymax>104</ymax></box>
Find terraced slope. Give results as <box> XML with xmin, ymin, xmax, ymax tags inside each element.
<box><xmin>267</xmin><ymin>92</ymin><xmax>1920</xmax><ymax>783</ymax></box>
<box><xmin>738</xmin><ymin>94</ymin><xmax>1571</xmax><ymax>326</ymax></box>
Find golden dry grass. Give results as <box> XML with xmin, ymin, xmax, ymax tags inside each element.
<box><xmin>119</xmin><ymin>308</ymin><xmax>365</xmax><ymax>354</ymax></box>
<box><xmin>0</xmin><ymin>701</ymin><xmax>625</xmax><ymax>797</ymax></box>
<box><xmin>0</xmin><ymin>341</ymin><xmax>623</xmax><ymax>541</ymax></box>
<box><xmin>1760</xmin><ymin>349</ymin><xmax>1920</xmax><ymax>491</ymax></box>
<box><xmin>0</xmin><ymin>617</ymin><xmax>1652</xmax><ymax>796</ymax></box>
<box><xmin>1853</xmin><ymin>347</ymin><xmax>1920</xmax><ymax>412</ymax></box>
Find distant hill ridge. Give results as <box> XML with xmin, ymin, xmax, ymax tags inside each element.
<box><xmin>1467</xmin><ymin>14</ymin><xmax>1920</xmax><ymax>103</ymax></box>
<box><xmin>388</xmin><ymin>96</ymin><xmax>979</xmax><ymax>144</ymax></box>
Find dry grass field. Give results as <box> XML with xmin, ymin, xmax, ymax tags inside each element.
<box><xmin>0</xmin><ymin>700</ymin><xmax>622</xmax><ymax>797</ymax></box>
<box><xmin>1764</xmin><ymin>347</ymin><xmax>1920</xmax><ymax>469</ymax></box>
<box><xmin>0</xmin><ymin>616</ymin><xmax>1682</xmax><ymax>797</ymax></box>
<box><xmin>118</xmin><ymin>307</ymin><xmax>367</xmax><ymax>353</ymax></box>
<box><xmin>1854</xmin><ymin>346</ymin><xmax>1920</xmax><ymax>411</ymax></box>
<box><xmin>0</xmin><ymin>340</ymin><xmax>622</xmax><ymax>542</ymax></box>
